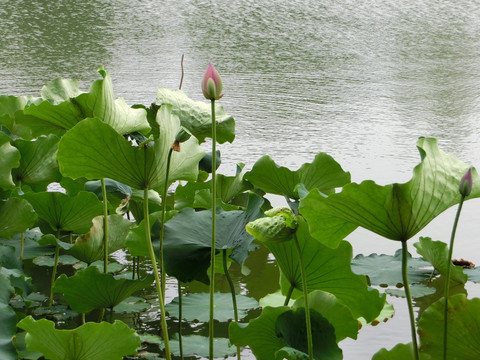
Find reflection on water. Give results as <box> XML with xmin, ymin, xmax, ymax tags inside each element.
<box><xmin>2</xmin><ymin>1</ymin><xmax>480</xmax><ymax>358</ymax></box>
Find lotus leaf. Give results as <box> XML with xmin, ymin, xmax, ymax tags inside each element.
<box><xmin>156</xmin><ymin>87</ymin><xmax>235</xmax><ymax>144</ymax></box>
<box><xmin>245</xmin><ymin>153</ymin><xmax>350</xmax><ymax>200</ymax></box>
<box><xmin>53</xmin><ymin>266</ymin><xmax>153</xmax><ymax>313</ymax></box>
<box><xmin>22</xmin><ymin>191</ymin><xmax>102</xmax><ymax>234</ymax></box>
<box><xmin>57</xmin><ymin>106</ymin><xmax>204</xmax><ymax>192</ymax></box>
<box><xmin>17</xmin><ymin>316</ymin><xmax>141</xmax><ymax>360</ymax></box>
<box><xmin>164</xmin><ymin>292</ymin><xmax>258</xmax><ymax>322</ymax></box>
<box><xmin>418</xmin><ymin>294</ymin><xmax>480</xmax><ymax>359</ymax></box>
<box><xmin>300</xmin><ymin>138</ymin><xmax>480</xmax><ymax>247</ymax></box>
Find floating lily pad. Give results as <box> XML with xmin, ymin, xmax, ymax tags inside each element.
<box><xmin>165</xmin><ymin>292</ymin><xmax>258</xmax><ymax>322</ymax></box>
<box><xmin>351</xmin><ymin>250</ymin><xmax>432</xmax><ymax>286</ymax></box>
<box><xmin>166</xmin><ymin>334</ymin><xmax>236</xmax><ymax>358</ymax></box>
<box><xmin>114</xmin><ymin>296</ymin><xmax>150</xmax><ymax>313</ymax></box>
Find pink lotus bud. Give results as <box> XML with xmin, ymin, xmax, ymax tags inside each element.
<box><xmin>459</xmin><ymin>168</ymin><xmax>473</xmax><ymax>197</ymax></box>
<box><xmin>201</xmin><ymin>63</ymin><xmax>223</xmax><ymax>100</ymax></box>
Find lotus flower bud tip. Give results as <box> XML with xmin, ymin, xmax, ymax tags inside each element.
<box><xmin>202</xmin><ymin>63</ymin><xmax>223</xmax><ymax>100</ymax></box>
<box><xmin>459</xmin><ymin>168</ymin><xmax>473</xmax><ymax>197</ymax></box>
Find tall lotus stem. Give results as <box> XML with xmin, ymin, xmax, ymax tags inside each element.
<box><xmin>443</xmin><ymin>168</ymin><xmax>471</xmax><ymax>359</ymax></box>
<box><xmin>202</xmin><ymin>62</ymin><xmax>222</xmax><ymax>360</ymax></box>
<box><xmin>101</xmin><ymin>178</ymin><xmax>109</xmax><ymax>274</ymax></box>
<box><xmin>401</xmin><ymin>240</ymin><xmax>419</xmax><ymax>360</ymax></box>
<box><xmin>208</xmin><ymin>98</ymin><xmax>217</xmax><ymax>359</ymax></box>
<box><xmin>49</xmin><ymin>230</ymin><xmax>61</xmax><ymax>307</ymax></box>
<box><xmin>293</xmin><ymin>234</ymin><xmax>313</xmax><ymax>360</ymax></box>
<box><xmin>144</xmin><ymin>188</ymin><xmax>171</xmax><ymax>359</ymax></box>
<box><xmin>178</xmin><ymin>279</ymin><xmax>184</xmax><ymax>360</ymax></box>
<box><xmin>20</xmin><ymin>232</ymin><xmax>25</xmax><ymax>260</ymax></box>
<box><xmin>159</xmin><ymin>148</ymin><xmax>173</xmax><ymax>299</ymax></box>
<box><xmin>223</xmin><ymin>249</ymin><xmax>240</xmax><ymax>359</ymax></box>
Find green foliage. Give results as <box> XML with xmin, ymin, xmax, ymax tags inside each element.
<box><xmin>418</xmin><ymin>294</ymin><xmax>480</xmax><ymax>359</ymax></box>
<box><xmin>17</xmin><ymin>316</ymin><xmax>141</xmax><ymax>360</ymax></box>
<box><xmin>414</xmin><ymin>237</ymin><xmax>468</xmax><ymax>284</ymax></box>
<box><xmin>165</xmin><ymin>292</ymin><xmax>258</xmax><ymax>322</ymax></box>
<box><xmin>156</xmin><ymin>88</ymin><xmax>235</xmax><ymax>144</ymax></box>
<box><xmin>300</xmin><ymin>138</ymin><xmax>480</xmax><ymax>247</ymax></box>
<box><xmin>53</xmin><ymin>266</ymin><xmax>153</xmax><ymax>313</ymax></box>
<box><xmin>22</xmin><ymin>191</ymin><xmax>103</xmax><ymax>234</ymax></box>
<box><xmin>57</xmin><ymin>108</ymin><xmax>204</xmax><ymax>192</ymax></box>
<box><xmin>68</xmin><ymin>214</ymin><xmax>132</xmax><ymax>264</ymax></box>
<box><xmin>245</xmin><ymin>153</ymin><xmax>351</xmax><ymax>200</ymax></box>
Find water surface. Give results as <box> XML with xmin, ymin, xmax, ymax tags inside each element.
<box><xmin>2</xmin><ymin>1</ymin><xmax>480</xmax><ymax>358</ymax></box>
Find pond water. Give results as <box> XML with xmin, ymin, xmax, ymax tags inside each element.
<box><xmin>2</xmin><ymin>1</ymin><xmax>480</xmax><ymax>358</ymax></box>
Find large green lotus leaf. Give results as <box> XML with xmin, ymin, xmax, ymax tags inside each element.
<box><xmin>245</xmin><ymin>153</ymin><xmax>351</xmax><ymax>200</ymax></box>
<box><xmin>293</xmin><ymin>290</ymin><xmax>359</xmax><ymax>341</ymax></box>
<box><xmin>175</xmin><ymin>163</ymin><xmax>253</xmax><ymax>210</ymax></box>
<box><xmin>12</xmin><ymin>134</ymin><xmax>61</xmax><ymax>191</ymax></box>
<box><xmin>229</xmin><ymin>306</ymin><xmax>290</xmax><ymax>360</ymax></box>
<box><xmin>57</xmin><ymin>108</ymin><xmax>204</xmax><ymax>191</ymax></box>
<box><xmin>22</xmin><ymin>191</ymin><xmax>102</xmax><ymax>234</ymax></box>
<box><xmin>84</xmin><ymin>178</ymin><xmax>132</xmax><ymax>213</ymax></box>
<box><xmin>300</xmin><ymin>138</ymin><xmax>480</xmax><ymax>247</ymax></box>
<box><xmin>275</xmin><ymin>308</ymin><xmax>342</xmax><ymax>360</ymax></box>
<box><xmin>0</xmin><ymin>198</ymin><xmax>37</xmax><ymax>238</ymax></box>
<box><xmin>161</xmin><ymin>193</ymin><xmax>263</xmax><ymax>283</ymax></box>
<box><xmin>229</xmin><ymin>306</ymin><xmax>341</xmax><ymax>360</ymax></box>
<box><xmin>53</xmin><ymin>266</ymin><xmax>153</xmax><ymax>313</ymax></box>
<box><xmin>21</xmin><ymin>69</ymin><xmax>150</xmax><ymax>137</ymax></box>
<box><xmin>0</xmin><ymin>95</ymin><xmax>32</xmax><ymax>138</ymax></box>
<box><xmin>0</xmin><ymin>95</ymin><xmax>27</xmax><ymax>128</ymax></box>
<box><xmin>414</xmin><ymin>237</ymin><xmax>467</xmax><ymax>284</ymax></box>
<box><xmin>167</xmin><ymin>334</ymin><xmax>236</xmax><ymax>358</ymax></box>
<box><xmin>418</xmin><ymin>294</ymin><xmax>480</xmax><ymax>359</ymax></box>
<box><xmin>165</xmin><ymin>292</ymin><xmax>258</xmax><ymax>322</ymax></box>
<box><xmin>267</xmin><ymin>217</ymin><xmax>385</xmax><ymax>322</ymax></box>
<box><xmin>372</xmin><ymin>343</ymin><xmax>431</xmax><ymax>360</ymax></box>
<box><xmin>351</xmin><ymin>250</ymin><xmax>433</xmax><ymax>286</ymax></box>
<box><xmin>20</xmin><ymin>99</ymin><xmax>84</xmax><ymax>138</ymax></box>
<box><xmin>0</xmin><ymin>273</ymin><xmax>17</xmax><ymax>360</ymax></box>
<box><xmin>156</xmin><ymin>87</ymin><xmax>235</xmax><ymax>144</ymax></box>
<box><xmin>17</xmin><ymin>316</ymin><xmax>140</xmax><ymax>360</ymax></box>
<box><xmin>40</xmin><ymin>78</ymin><xmax>82</xmax><ymax>104</ymax></box>
<box><xmin>74</xmin><ymin>67</ymin><xmax>150</xmax><ymax>135</ymax></box>
<box><xmin>0</xmin><ymin>132</ymin><xmax>20</xmax><ymax>189</ymax></box>
<box><xmin>67</xmin><ymin>215</ymin><xmax>132</xmax><ymax>264</ymax></box>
